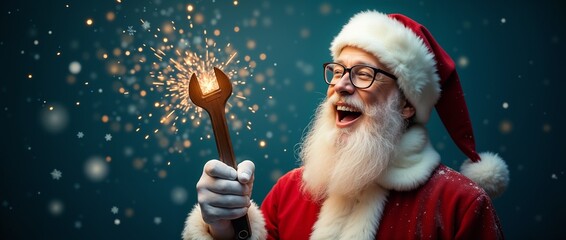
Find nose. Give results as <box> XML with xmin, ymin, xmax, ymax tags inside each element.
<box><xmin>333</xmin><ymin>72</ymin><xmax>355</xmax><ymax>95</ymax></box>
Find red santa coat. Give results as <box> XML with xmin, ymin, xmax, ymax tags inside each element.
<box><xmin>261</xmin><ymin>166</ymin><xmax>503</xmax><ymax>239</ymax></box>
<box><xmin>182</xmin><ymin>126</ymin><xmax>504</xmax><ymax>240</ymax></box>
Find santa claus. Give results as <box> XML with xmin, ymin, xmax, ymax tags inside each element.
<box><xmin>182</xmin><ymin>10</ymin><xmax>509</xmax><ymax>240</ymax></box>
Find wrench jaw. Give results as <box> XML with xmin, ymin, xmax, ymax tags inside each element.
<box><xmin>188</xmin><ymin>73</ymin><xmax>206</xmax><ymax>108</ymax></box>
<box><xmin>188</xmin><ymin>68</ymin><xmax>232</xmax><ymax>109</ymax></box>
<box><xmin>213</xmin><ymin>67</ymin><xmax>233</xmax><ymax>100</ymax></box>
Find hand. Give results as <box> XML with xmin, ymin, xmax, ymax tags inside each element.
<box><xmin>196</xmin><ymin>159</ymin><xmax>255</xmax><ymax>239</ymax></box>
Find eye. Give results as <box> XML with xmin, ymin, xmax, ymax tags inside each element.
<box><xmin>354</xmin><ymin>67</ymin><xmax>374</xmax><ymax>80</ymax></box>
<box><xmin>374</xmin><ymin>72</ymin><xmax>385</xmax><ymax>81</ymax></box>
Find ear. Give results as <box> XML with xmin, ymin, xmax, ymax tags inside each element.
<box><xmin>401</xmin><ymin>98</ymin><xmax>416</xmax><ymax>120</ymax></box>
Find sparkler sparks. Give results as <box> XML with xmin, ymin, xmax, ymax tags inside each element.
<box><xmin>150</xmin><ymin>32</ymin><xmax>238</xmax><ymax>112</ymax></box>
<box><xmin>100</xmin><ymin>7</ymin><xmax>274</xmax><ymax>155</ymax></box>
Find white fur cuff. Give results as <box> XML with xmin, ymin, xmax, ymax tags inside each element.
<box><xmin>181</xmin><ymin>201</ymin><xmax>267</xmax><ymax>240</ymax></box>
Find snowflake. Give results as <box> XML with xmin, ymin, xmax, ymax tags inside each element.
<box><xmin>77</xmin><ymin>132</ymin><xmax>84</xmax><ymax>138</ymax></box>
<box><xmin>126</xmin><ymin>26</ymin><xmax>136</xmax><ymax>36</ymax></box>
<box><xmin>142</xmin><ymin>20</ymin><xmax>151</xmax><ymax>30</ymax></box>
<box><xmin>111</xmin><ymin>206</ymin><xmax>119</xmax><ymax>214</ymax></box>
<box><xmin>50</xmin><ymin>169</ymin><xmax>62</xmax><ymax>180</ymax></box>
<box><xmin>105</xmin><ymin>134</ymin><xmax>112</xmax><ymax>141</ymax></box>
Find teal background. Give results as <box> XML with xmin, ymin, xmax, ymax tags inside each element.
<box><xmin>1</xmin><ymin>0</ymin><xmax>564</xmax><ymax>239</ymax></box>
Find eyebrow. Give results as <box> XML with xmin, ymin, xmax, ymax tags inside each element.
<box><xmin>336</xmin><ymin>60</ymin><xmax>377</xmax><ymax>67</ymax></box>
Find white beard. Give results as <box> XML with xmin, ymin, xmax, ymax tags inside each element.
<box><xmin>300</xmin><ymin>91</ymin><xmax>405</xmax><ymax>201</ymax></box>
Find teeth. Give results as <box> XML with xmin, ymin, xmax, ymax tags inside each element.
<box><xmin>337</xmin><ymin>105</ymin><xmax>360</xmax><ymax>113</ymax></box>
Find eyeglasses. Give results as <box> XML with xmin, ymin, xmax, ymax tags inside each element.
<box><xmin>323</xmin><ymin>62</ymin><xmax>398</xmax><ymax>89</ymax></box>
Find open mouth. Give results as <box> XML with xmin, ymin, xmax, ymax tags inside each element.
<box><xmin>335</xmin><ymin>103</ymin><xmax>362</xmax><ymax>128</ymax></box>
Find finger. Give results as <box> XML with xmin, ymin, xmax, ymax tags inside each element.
<box><xmin>208</xmin><ymin>194</ymin><xmax>251</xmax><ymax>209</ymax></box>
<box><xmin>200</xmin><ymin>205</ymin><xmax>249</xmax><ymax>223</ymax></box>
<box><xmin>237</xmin><ymin>160</ymin><xmax>255</xmax><ymax>184</ymax></box>
<box><xmin>206</xmin><ymin>179</ymin><xmax>248</xmax><ymax>195</ymax></box>
<box><xmin>204</xmin><ymin>160</ymin><xmax>237</xmax><ymax>180</ymax></box>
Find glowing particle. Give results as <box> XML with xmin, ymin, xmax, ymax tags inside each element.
<box><xmin>48</xmin><ymin>199</ymin><xmax>64</xmax><ymax>216</ymax></box>
<box><xmin>40</xmin><ymin>103</ymin><xmax>69</xmax><ymax>133</ymax></box>
<box><xmin>84</xmin><ymin>156</ymin><xmax>109</xmax><ymax>182</ymax></box>
<box><xmin>214</xmin><ymin>29</ymin><xmax>221</xmax><ymax>36</ymax></box>
<box><xmin>458</xmin><ymin>56</ymin><xmax>469</xmax><ymax>68</ymax></box>
<box><xmin>106</xmin><ymin>11</ymin><xmax>115</xmax><ymax>21</ymax></box>
<box><xmin>124</xmin><ymin>208</ymin><xmax>134</xmax><ymax>218</ymax></box>
<box><xmin>158</xmin><ymin>169</ymin><xmax>167</xmax><ymax>179</ymax></box>
<box><xmin>77</xmin><ymin>132</ymin><xmax>84</xmax><ymax>138</ymax></box>
<box><xmin>154</xmin><ymin>217</ymin><xmax>162</xmax><ymax>225</ymax></box>
<box><xmin>28</xmin><ymin>74</ymin><xmax>32</xmax><ymax>79</ymax></box>
<box><xmin>101</xmin><ymin>115</ymin><xmax>109</xmax><ymax>123</ymax></box>
<box><xmin>111</xmin><ymin>206</ymin><xmax>119</xmax><ymax>214</ymax></box>
<box><xmin>259</xmin><ymin>140</ymin><xmax>266</xmax><ymax>148</ymax></box>
<box><xmin>114</xmin><ymin>219</ymin><xmax>121</xmax><ymax>225</ymax></box>
<box><xmin>543</xmin><ymin>123</ymin><xmax>552</xmax><ymax>133</ymax></box>
<box><xmin>171</xmin><ymin>186</ymin><xmax>188</xmax><ymax>205</ymax></box>
<box><xmin>33</xmin><ymin>40</ymin><xmax>39</xmax><ymax>45</ymax></box>
<box><xmin>270</xmin><ymin>169</ymin><xmax>283</xmax><ymax>182</ymax></box>
<box><xmin>50</xmin><ymin>169</ymin><xmax>62</xmax><ymax>180</ymax></box>
<box><xmin>501</xmin><ymin>18</ymin><xmax>506</xmax><ymax>24</ymax></box>
<box><xmin>187</xmin><ymin>4</ymin><xmax>194</xmax><ymax>12</ymax></box>
<box><xmin>86</xmin><ymin>18</ymin><xmax>93</xmax><ymax>26</ymax></box>
<box><xmin>105</xmin><ymin>134</ymin><xmax>112</xmax><ymax>141</ymax></box>
<box><xmin>551</xmin><ymin>174</ymin><xmax>558</xmax><ymax>179</ymax></box>
<box><xmin>259</xmin><ymin>53</ymin><xmax>267</xmax><ymax>60</ymax></box>
<box><xmin>233</xmin><ymin>0</ymin><xmax>239</xmax><ymax>6</ymax></box>
<box><xmin>246</xmin><ymin>40</ymin><xmax>256</xmax><ymax>50</ymax></box>
<box><xmin>234</xmin><ymin>26</ymin><xmax>240</xmax><ymax>32</ymax></box>
<box><xmin>499</xmin><ymin>120</ymin><xmax>513</xmax><ymax>134</ymax></box>
<box><xmin>183</xmin><ymin>140</ymin><xmax>191</xmax><ymax>148</ymax></box>
<box><xmin>319</xmin><ymin>3</ymin><xmax>332</xmax><ymax>15</ymax></box>
<box><xmin>69</xmin><ymin>61</ymin><xmax>82</xmax><ymax>74</ymax></box>
<box><xmin>502</xmin><ymin>102</ymin><xmax>509</xmax><ymax>109</ymax></box>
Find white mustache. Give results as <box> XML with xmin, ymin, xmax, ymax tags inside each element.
<box><xmin>328</xmin><ymin>94</ymin><xmax>366</xmax><ymax>113</ymax></box>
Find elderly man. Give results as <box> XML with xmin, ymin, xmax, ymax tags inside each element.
<box><xmin>183</xmin><ymin>10</ymin><xmax>509</xmax><ymax>240</ymax></box>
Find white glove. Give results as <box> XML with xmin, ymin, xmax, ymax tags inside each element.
<box><xmin>196</xmin><ymin>159</ymin><xmax>255</xmax><ymax>239</ymax></box>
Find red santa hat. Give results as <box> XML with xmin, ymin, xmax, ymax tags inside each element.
<box><xmin>330</xmin><ymin>10</ymin><xmax>509</xmax><ymax>197</ymax></box>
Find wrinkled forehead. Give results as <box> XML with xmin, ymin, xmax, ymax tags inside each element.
<box><xmin>335</xmin><ymin>46</ymin><xmax>393</xmax><ymax>72</ymax></box>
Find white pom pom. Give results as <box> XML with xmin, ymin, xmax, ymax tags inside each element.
<box><xmin>460</xmin><ymin>152</ymin><xmax>509</xmax><ymax>198</ymax></box>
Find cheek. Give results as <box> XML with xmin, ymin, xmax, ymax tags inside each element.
<box><xmin>326</xmin><ymin>86</ymin><xmax>334</xmax><ymax>97</ymax></box>
<box><xmin>359</xmin><ymin>92</ymin><xmax>378</xmax><ymax>106</ymax></box>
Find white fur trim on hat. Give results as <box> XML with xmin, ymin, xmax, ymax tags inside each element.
<box><xmin>182</xmin><ymin>201</ymin><xmax>267</xmax><ymax>240</ymax></box>
<box><xmin>330</xmin><ymin>10</ymin><xmax>440</xmax><ymax>123</ymax></box>
<box><xmin>460</xmin><ymin>152</ymin><xmax>509</xmax><ymax>198</ymax></box>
